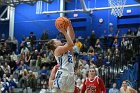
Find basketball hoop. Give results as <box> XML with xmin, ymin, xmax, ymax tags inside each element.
<box><xmin>108</xmin><ymin>0</ymin><xmax>127</xmax><ymax>17</ymax></box>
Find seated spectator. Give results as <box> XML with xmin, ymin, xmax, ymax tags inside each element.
<box><xmin>8</xmin><ymin>75</ymin><xmax>17</xmax><ymax>92</ymax></box>
<box><xmin>75</xmin><ymin>39</ymin><xmax>83</xmax><ymax>51</ymax></box>
<box><xmin>41</xmin><ymin>53</ymin><xmax>50</xmax><ymax>67</ymax></box>
<box><xmin>95</xmin><ymin>39</ymin><xmax>102</xmax><ymax>53</ymax></box>
<box><xmin>121</xmin><ymin>38</ymin><xmax>129</xmax><ymax>48</ymax></box>
<box><xmin>20</xmin><ymin>44</ymin><xmax>29</xmax><ymax>55</ymax></box>
<box><xmin>1</xmin><ymin>78</ymin><xmax>10</xmax><ymax>93</ymax></box>
<box><xmin>87</xmin><ymin>46</ymin><xmax>94</xmax><ymax>55</ymax></box>
<box><xmin>10</xmin><ymin>52</ymin><xmax>18</xmax><ymax>62</ymax></box>
<box><xmin>120</xmin><ymin>80</ymin><xmax>137</xmax><ymax>93</ymax></box>
<box><xmin>96</xmin><ymin>54</ymin><xmax>103</xmax><ymax>67</ymax></box>
<box><xmin>109</xmin><ymin>82</ymin><xmax>119</xmax><ymax>93</ymax></box>
<box><xmin>2</xmin><ymin>74</ymin><xmax>9</xmax><ymax>82</ymax></box>
<box><xmin>126</xmin><ymin>28</ymin><xmax>134</xmax><ymax>36</ymax></box>
<box><xmin>25</xmin><ymin>51</ymin><xmax>31</xmax><ymax>66</ymax></box>
<box><xmin>16</xmin><ymin>60</ymin><xmax>28</xmax><ymax>71</ymax></box>
<box><xmin>105</xmin><ymin>48</ymin><xmax>112</xmax><ymax>57</ymax></box>
<box><xmin>1</xmin><ymin>62</ymin><xmax>11</xmax><ymax>77</ymax></box>
<box><xmin>29</xmin><ymin>32</ymin><xmax>36</xmax><ymax>50</ymax></box>
<box><xmin>0</xmin><ymin>78</ymin><xmax>2</xmax><ymax>93</ymax></box>
<box><xmin>1</xmin><ymin>34</ymin><xmax>6</xmax><ymax>44</ymax></box>
<box><xmin>39</xmin><ymin>66</ymin><xmax>48</xmax><ymax>88</ymax></box>
<box><xmin>30</xmin><ymin>49</ymin><xmax>38</xmax><ymax>67</ymax></box>
<box><xmin>90</xmin><ymin>30</ymin><xmax>96</xmax><ymax>48</ymax></box>
<box><xmin>103</xmin><ymin>55</ymin><xmax>112</xmax><ymax>66</ymax></box>
<box><xmin>28</xmin><ymin>70</ymin><xmax>36</xmax><ymax>91</ymax></box>
<box><xmin>36</xmin><ymin>54</ymin><xmax>41</xmax><ymax>67</ymax></box>
<box><xmin>81</xmin><ymin>52</ymin><xmax>89</xmax><ymax>65</ymax></box>
<box><xmin>19</xmin><ymin>70</ymin><xmax>28</xmax><ymax>88</ymax></box>
<box><xmin>17</xmin><ymin>65</ymin><xmax>27</xmax><ymax>81</ymax></box>
<box><xmin>73</xmin><ymin>45</ymin><xmax>80</xmax><ymax>59</ymax></box>
<box><xmin>112</xmin><ymin>39</ymin><xmax>119</xmax><ymax>48</ymax></box>
<box><xmin>40</xmin><ymin>31</ymin><xmax>48</xmax><ymax>40</ymax></box>
<box><xmin>0</xmin><ymin>65</ymin><xmax>4</xmax><ymax>79</ymax></box>
<box><xmin>77</xmin><ymin>64</ymin><xmax>87</xmax><ymax>79</ymax></box>
<box><xmin>136</xmin><ymin>27</ymin><xmax>140</xmax><ymax>36</ymax></box>
<box><xmin>80</xmin><ymin>59</ymin><xmax>89</xmax><ymax>72</ymax></box>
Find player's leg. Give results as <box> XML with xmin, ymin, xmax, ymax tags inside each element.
<box><xmin>51</xmin><ymin>87</ymin><xmax>61</xmax><ymax>93</ymax></box>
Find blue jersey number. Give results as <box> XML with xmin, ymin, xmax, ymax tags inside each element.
<box><xmin>68</xmin><ymin>54</ymin><xmax>73</xmax><ymax>63</ymax></box>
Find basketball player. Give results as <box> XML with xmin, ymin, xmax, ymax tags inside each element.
<box><xmin>48</xmin><ymin>64</ymin><xmax>79</xmax><ymax>93</ymax></box>
<box><xmin>120</xmin><ymin>80</ymin><xmax>137</xmax><ymax>93</ymax></box>
<box><xmin>47</xmin><ymin>19</ymin><xmax>75</xmax><ymax>93</ymax></box>
<box><xmin>48</xmin><ymin>64</ymin><xmax>59</xmax><ymax>88</ymax></box>
<box><xmin>80</xmin><ymin>67</ymin><xmax>106</xmax><ymax>93</ymax></box>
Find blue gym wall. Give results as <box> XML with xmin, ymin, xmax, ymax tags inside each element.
<box><xmin>0</xmin><ymin>6</ymin><xmax>9</xmax><ymax>39</ymax></box>
<box><xmin>0</xmin><ymin>0</ymin><xmax>140</xmax><ymax>42</ymax></box>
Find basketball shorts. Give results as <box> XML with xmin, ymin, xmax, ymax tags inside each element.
<box><xmin>52</xmin><ymin>71</ymin><xmax>75</xmax><ymax>92</ymax></box>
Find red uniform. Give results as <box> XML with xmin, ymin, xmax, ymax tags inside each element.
<box><xmin>81</xmin><ymin>76</ymin><xmax>106</xmax><ymax>93</ymax></box>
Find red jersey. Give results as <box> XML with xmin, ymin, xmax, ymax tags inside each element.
<box><xmin>54</xmin><ymin>64</ymin><xmax>59</xmax><ymax>74</ymax></box>
<box><xmin>81</xmin><ymin>76</ymin><xmax>106</xmax><ymax>93</ymax></box>
<box><xmin>74</xmin><ymin>85</ymin><xmax>79</xmax><ymax>93</ymax></box>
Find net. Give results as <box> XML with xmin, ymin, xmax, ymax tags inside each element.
<box><xmin>108</xmin><ymin>0</ymin><xmax>127</xmax><ymax>17</ymax></box>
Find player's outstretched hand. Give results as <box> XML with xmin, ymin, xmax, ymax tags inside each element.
<box><xmin>58</xmin><ymin>27</ymin><xmax>67</xmax><ymax>33</ymax></box>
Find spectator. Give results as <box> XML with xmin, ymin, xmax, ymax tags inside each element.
<box><xmin>8</xmin><ymin>75</ymin><xmax>17</xmax><ymax>92</ymax></box>
<box><xmin>1</xmin><ymin>78</ymin><xmax>10</xmax><ymax>93</ymax></box>
<box><xmin>109</xmin><ymin>82</ymin><xmax>119</xmax><ymax>93</ymax></box>
<box><xmin>0</xmin><ymin>34</ymin><xmax>6</xmax><ymax>45</ymax></box>
<box><xmin>73</xmin><ymin>45</ymin><xmax>80</xmax><ymax>59</ymax></box>
<box><xmin>136</xmin><ymin>27</ymin><xmax>140</xmax><ymax>36</ymax></box>
<box><xmin>0</xmin><ymin>78</ymin><xmax>2</xmax><ymax>93</ymax></box>
<box><xmin>95</xmin><ymin>39</ymin><xmax>102</xmax><ymax>53</ymax></box>
<box><xmin>126</xmin><ymin>28</ymin><xmax>134</xmax><ymax>36</ymax></box>
<box><xmin>20</xmin><ymin>44</ymin><xmax>29</xmax><ymax>55</ymax></box>
<box><xmin>28</xmin><ymin>70</ymin><xmax>36</xmax><ymax>91</ymax></box>
<box><xmin>25</xmin><ymin>51</ymin><xmax>31</xmax><ymax>66</ymax></box>
<box><xmin>120</xmin><ymin>80</ymin><xmax>137</xmax><ymax>93</ymax></box>
<box><xmin>116</xmin><ymin>29</ymin><xmax>122</xmax><ymax>37</ymax></box>
<box><xmin>89</xmin><ymin>30</ymin><xmax>96</xmax><ymax>47</ymax></box>
<box><xmin>0</xmin><ymin>64</ymin><xmax>4</xmax><ymax>78</ymax></box>
<box><xmin>87</xmin><ymin>46</ymin><xmax>94</xmax><ymax>55</ymax></box>
<box><xmin>81</xmin><ymin>36</ymin><xmax>90</xmax><ymax>52</ymax></box>
<box><xmin>29</xmin><ymin>32</ymin><xmax>36</xmax><ymax>50</ymax></box>
<box><xmin>12</xmin><ymin>37</ymin><xmax>18</xmax><ymax>53</ymax></box>
<box><xmin>1</xmin><ymin>62</ymin><xmax>11</xmax><ymax>76</ymax></box>
<box><xmin>112</xmin><ymin>38</ymin><xmax>119</xmax><ymax>48</ymax></box>
<box><xmin>16</xmin><ymin>60</ymin><xmax>28</xmax><ymax>71</ymax></box>
<box><xmin>75</xmin><ymin>39</ymin><xmax>83</xmax><ymax>51</ymax></box>
<box><xmin>39</xmin><ymin>66</ymin><xmax>48</xmax><ymax>88</ymax></box>
<box><xmin>41</xmin><ymin>31</ymin><xmax>48</xmax><ymax>40</ymax></box>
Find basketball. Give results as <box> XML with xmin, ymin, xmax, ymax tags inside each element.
<box><xmin>55</xmin><ymin>17</ymin><xmax>70</xmax><ymax>30</ymax></box>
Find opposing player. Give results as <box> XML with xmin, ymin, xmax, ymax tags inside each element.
<box><xmin>48</xmin><ymin>64</ymin><xmax>59</xmax><ymax>88</ymax></box>
<box><xmin>80</xmin><ymin>67</ymin><xmax>106</xmax><ymax>93</ymax></box>
<box><xmin>47</xmin><ymin>18</ymin><xmax>75</xmax><ymax>93</ymax></box>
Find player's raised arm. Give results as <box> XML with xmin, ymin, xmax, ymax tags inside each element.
<box><xmin>67</xmin><ymin>20</ymin><xmax>75</xmax><ymax>40</ymax></box>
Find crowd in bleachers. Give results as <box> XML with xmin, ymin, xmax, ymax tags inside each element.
<box><xmin>0</xmin><ymin>27</ymin><xmax>140</xmax><ymax>93</ymax></box>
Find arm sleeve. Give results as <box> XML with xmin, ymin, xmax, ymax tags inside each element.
<box><xmin>99</xmin><ymin>78</ymin><xmax>106</xmax><ymax>93</ymax></box>
<box><xmin>80</xmin><ymin>79</ymin><xmax>86</xmax><ymax>93</ymax></box>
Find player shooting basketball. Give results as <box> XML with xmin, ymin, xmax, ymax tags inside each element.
<box><xmin>47</xmin><ymin>17</ymin><xmax>75</xmax><ymax>93</ymax></box>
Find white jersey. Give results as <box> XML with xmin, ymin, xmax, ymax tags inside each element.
<box><xmin>55</xmin><ymin>51</ymin><xmax>74</xmax><ymax>73</ymax></box>
<box><xmin>53</xmin><ymin>51</ymin><xmax>75</xmax><ymax>92</ymax></box>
